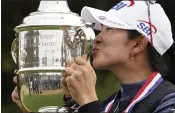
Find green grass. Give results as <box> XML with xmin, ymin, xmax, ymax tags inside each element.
<box><xmin>22</xmin><ymin>93</ymin><xmax>64</xmax><ymax>112</ymax></box>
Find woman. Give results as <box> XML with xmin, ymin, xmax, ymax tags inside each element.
<box><xmin>12</xmin><ymin>0</ymin><xmax>175</xmax><ymax>113</ymax></box>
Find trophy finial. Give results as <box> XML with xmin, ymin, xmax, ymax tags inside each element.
<box><xmin>38</xmin><ymin>0</ymin><xmax>70</xmax><ymax>12</ymax></box>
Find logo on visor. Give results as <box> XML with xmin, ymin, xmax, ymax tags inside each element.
<box><xmin>112</xmin><ymin>0</ymin><xmax>135</xmax><ymax>11</ymax></box>
<box><xmin>98</xmin><ymin>16</ymin><xmax>125</xmax><ymax>27</ymax></box>
<box><xmin>137</xmin><ymin>20</ymin><xmax>157</xmax><ymax>36</ymax></box>
<box><xmin>98</xmin><ymin>16</ymin><xmax>107</xmax><ymax>21</ymax></box>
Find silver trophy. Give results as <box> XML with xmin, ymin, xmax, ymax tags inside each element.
<box><xmin>11</xmin><ymin>0</ymin><xmax>95</xmax><ymax>112</ymax></box>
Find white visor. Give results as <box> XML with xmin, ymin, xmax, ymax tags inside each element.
<box><xmin>81</xmin><ymin>6</ymin><xmax>134</xmax><ymax>31</ymax></box>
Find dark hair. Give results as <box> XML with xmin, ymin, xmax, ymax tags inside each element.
<box><xmin>166</xmin><ymin>42</ymin><xmax>175</xmax><ymax>84</ymax></box>
<box><xmin>128</xmin><ymin>30</ymin><xmax>175</xmax><ymax>84</ymax></box>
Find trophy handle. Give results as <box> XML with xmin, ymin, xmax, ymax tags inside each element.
<box><xmin>11</xmin><ymin>37</ymin><xmax>30</xmax><ymax>112</ymax></box>
<box><xmin>75</xmin><ymin>23</ymin><xmax>95</xmax><ymax>59</ymax></box>
<box><xmin>11</xmin><ymin>37</ymin><xmax>19</xmax><ymax>64</ymax></box>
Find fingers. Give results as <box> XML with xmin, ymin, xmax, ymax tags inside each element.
<box><xmin>70</xmin><ymin>58</ymin><xmax>88</xmax><ymax>71</ymax></box>
<box><xmin>66</xmin><ymin>59</ymin><xmax>74</xmax><ymax>67</ymax></box>
<box><xmin>74</xmin><ymin>57</ymin><xmax>87</xmax><ymax>65</ymax></box>
<box><xmin>64</xmin><ymin>57</ymin><xmax>90</xmax><ymax>78</ymax></box>
<box><xmin>61</xmin><ymin>76</ymin><xmax>66</xmax><ymax>85</ymax></box>
<box><xmin>62</xmin><ymin>71</ymin><xmax>69</xmax><ymax>77</ymax></box>
<box><xmin>65</xmin><ymin>75</ymin><xmax>76</xmax><ymax>88</ymax></box>
<box><xmin>64</xmin><ymin>67</ymin><xmax>76</xmax><ymax>77</ymax></box>
<box><xmin>66</xmin><ymin>56</ymin><xmax>89</xmax><ymax>68</ymax></box>
<box><xmin>12</xmin><ymin>76</ymin><xmax>19</xmax><ymax>103</ymax></box>
<box><xmin>61</xmin><ymin>77</ymin><xmax>71</xmax><ymax>96</ymax></box>
<box><xmin>13</xmin><ymin>76</ymin><xmax>17</xmax><ymax>84</ymax></box>
<box><xmin>12</xmin><ymin>86</ymin><xmax>20</xmax><ymax>103</ymax></box>
<box><xmin>82</xmin><ymin>55</ymin><xmax>88</xmax><ymax>60</ymax></box>
<box><xmin>62</xmin><ymin>84</ymin><xmax>71</xmax><ymax>96</ymax></box>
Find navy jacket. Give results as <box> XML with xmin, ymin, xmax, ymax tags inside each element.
<box><xmin>64</xmin><ymin>80</ymin><xmax>175</xmax><ymax>113</ymax></box>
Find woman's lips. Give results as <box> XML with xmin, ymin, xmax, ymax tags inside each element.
<box><xmin>92</xmin><ymin>48</ymin><xmax>99</xmax><ymax>54</ymax></box>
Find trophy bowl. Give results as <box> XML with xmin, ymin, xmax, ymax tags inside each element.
<box><xmin>11</xmin><ymin>0</ymin><xmax>95</xmax><ymax>112</ymax></box>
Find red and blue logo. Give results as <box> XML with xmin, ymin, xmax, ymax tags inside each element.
<box><xmin>137</xmin><ymin>20</ymin><xmax>157</xmax><ymax>36</ymax></box>
<box><xmin>111</xmin><ymin>0</ymin><xmax>135</xmax><ymax>11</ymax></box>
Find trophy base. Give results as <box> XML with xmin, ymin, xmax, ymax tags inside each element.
<box><xmin>38</xmin><ymin>106</ymin><xmax>69</xmax><ymax>113</ymax></box>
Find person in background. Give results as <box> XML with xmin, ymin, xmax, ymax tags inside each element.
<box><xmin>12</xmin><ymin>0</ymin><xmax>175</xmax><ymax>113</ymax></box>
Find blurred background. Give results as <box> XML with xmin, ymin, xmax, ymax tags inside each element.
<box><xmin>1</xmin><ymin>0</ymin><xmax>175</xmax><ymax>113</ymax></box>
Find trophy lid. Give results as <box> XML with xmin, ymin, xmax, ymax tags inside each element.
<box><xmin>15</xmin><ymin>0</ymin><xmax>83</xmax><ymax>29</ymax></box>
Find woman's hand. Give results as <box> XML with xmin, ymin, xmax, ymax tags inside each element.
<box><xmin>11</xmin><ymin>76</ymin><xmax>20</xmax><ymax>104</ymax></box>
<box><xmin>64</xmin><ymin>57</ymin><xmax>98</xmax><ymax>106</ymax></box>
<box><xmin>61</xmin><ymin>76</ymin><xmax>71</xmax><ymax>97</ymax></box>
<box><xmin>61</xmin><ymin>60</ymin><xmax>74</xmax><ymax>97</ymax></box>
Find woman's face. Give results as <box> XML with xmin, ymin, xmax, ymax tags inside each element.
<box><xmin>92</xmin><ymin>25</ymin><xmax>133</xmax><ymax>69</ymax></box>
